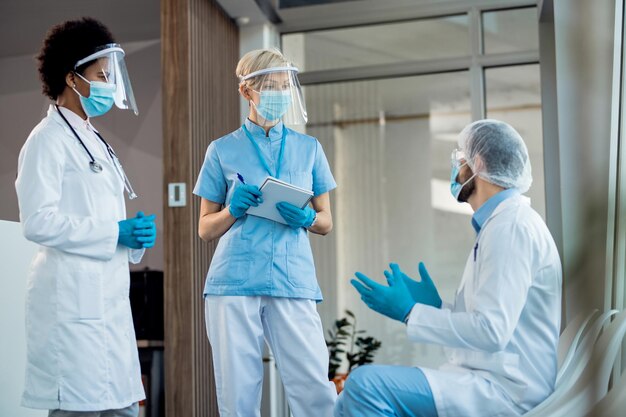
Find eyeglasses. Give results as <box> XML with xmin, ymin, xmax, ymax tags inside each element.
<box><xmin>451</xmin><ymin>148</ymin><xmax>466</xmax><ymax>164</ymax></box>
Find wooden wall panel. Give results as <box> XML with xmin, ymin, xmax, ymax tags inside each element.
<box><xmin>162</xmin><ymin>0</ymin><xmax>239</xmax><ymax>416</ymax></box>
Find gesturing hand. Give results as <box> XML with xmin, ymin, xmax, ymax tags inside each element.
<box><xmin>389</xmin><ymin>262</ymin><xmax>442</xmax><ymax>309</ymax></box>
<box><xmin>351</xmin><ymin>268</ymin><xmax>416</xmax><ymax>323</ymax></box>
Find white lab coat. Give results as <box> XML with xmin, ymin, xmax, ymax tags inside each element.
<box><xmin>15</xmin><ymin>105</ymin><xmax>145</xmax><ymax>411</ymax></box>
<box><xmin>407</xmin><ymin>195</ymin><xmax>562</xmax><ymax>417</ymax></box>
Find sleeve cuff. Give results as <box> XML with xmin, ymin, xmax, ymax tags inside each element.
<box><xmin>129</xmin><ymin>248</ymin><xmax>145</xmax><ymax>264</ymax></box>
<box><xmin>403</xmin><ymin>304</ymin><xmax>416</xmax><ymax>324</ymax></box>
<box><xmin>405</xmin><ymin>302</ymin><xmax>443</xmax><ymax>326</ymax></box>
<box><xmin>405</xmin><ymin>304</ymin><xmax>421</xmax><ymax>325</ymax></box>
<box><xmin>313</xmin><ymin>183</ymin><xmax>337</xmax><ymax>197</ymax></box>
<box><xmin>192</xmin><ymin>183</ymin><xmax>226</xmax><ymax>204</ymax></box>
<box><xmin>92</xmin><ymin>220</ymin><xmax>120</xmax><ymax>261</ymax></box>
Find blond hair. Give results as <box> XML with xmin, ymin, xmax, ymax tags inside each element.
<box><xmin>236</xmin><ymin>48</ymin><xmax>291</xmax><ymax>89</ymax></box>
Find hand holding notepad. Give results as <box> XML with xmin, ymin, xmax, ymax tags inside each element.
<box><xmin>276</xmin><ymin>202</ymin><xmax>316</xmax><ymax>229</ymax></box>
<box><xmin>246</xmin><ymin>176</ymin><xmax>314</xmax><ymax>225</ymax></box>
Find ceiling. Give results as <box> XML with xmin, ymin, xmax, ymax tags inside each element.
<box><xmin>0</xmin><ymin>0</ymin><xmax>160</xmax><ymax>59</ymax></box>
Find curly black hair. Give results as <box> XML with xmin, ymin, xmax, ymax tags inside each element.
<box><xmin>37</xmin><ymin>17</ymin><xmax>115</xmax><ymax>100</ymax></box>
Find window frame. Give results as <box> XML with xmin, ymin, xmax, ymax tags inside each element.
<box><xmin>280</xmin><ymin>2</ymin><xmax>539</xmax><ymax>122</ymax></box>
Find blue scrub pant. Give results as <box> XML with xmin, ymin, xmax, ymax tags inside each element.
<box><xmin>334</xmin><ymin>365</ymin><xmax>438</xmax><ymax>417</ymax></box>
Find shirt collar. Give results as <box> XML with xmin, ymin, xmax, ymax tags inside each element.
<box><xmin>471</xmin><ymin>188</ymin><xmax>519</xmax><ymax>233</ymax></box>
<box><xmin>244</xmin><ymin>118</ymin><xmax>284</xmax><ymax>142</ymax></box>
<box><xmin>51</xmin><ymin>104</ymin><xmax>98</xmax><ymax>133</ymax></box>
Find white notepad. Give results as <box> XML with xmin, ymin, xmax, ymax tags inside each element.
<box><xmin>246</xmin><ymin>176</ymin><xmax>314</xmax><ymax>225</ymax></box>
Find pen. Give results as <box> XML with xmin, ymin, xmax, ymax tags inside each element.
<box><xmin>237</xmin><ymin>173</ymin><xmax>246</xmax><ymax>184</ymax></box>
<box><xmin>473</xmin><ymin>243</ymin><xmax>478</xmax><ymax>262</ymax></box>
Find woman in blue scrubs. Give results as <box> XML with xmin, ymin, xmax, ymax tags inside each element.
<box><xmin>193</xmin><ymin>48</ymin><xmax>338</xmax><ymax>417</ymax></box>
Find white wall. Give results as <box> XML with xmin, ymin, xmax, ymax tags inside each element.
<box><xmin>0</xmin><ymin>220</ymin><xmax>44</xmax><ymax>417</ymax></box>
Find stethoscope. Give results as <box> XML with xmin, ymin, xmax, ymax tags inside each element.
<box><xmin>55</xmin><ymin>104</ymin><xmax>138</xmax><ymax>199</ymax></box>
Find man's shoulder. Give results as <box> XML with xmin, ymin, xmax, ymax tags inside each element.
<box><xmin>483</xmin><ymin>198</ymin><xmax>559</xmax><ymax>257</ymax></box>
<box><xmin>490</xmin><ymin>195</ymin><xmax>543</xmax><ymax>226</ymax></box>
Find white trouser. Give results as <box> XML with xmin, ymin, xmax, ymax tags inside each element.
<box><xmin>48</xmin><ymin>403</ymin><xmax>138</xmax><ymax>417</ymax></box>
<box><xmin>205</xmin><ymin>296</ymin><xmax>337</xmax><ymax>417</ymax></box>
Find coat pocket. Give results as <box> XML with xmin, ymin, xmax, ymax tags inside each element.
<box><xmin>77</xmin><ymin>274</ymin><xmax>104</xmax><ymax>320</ymax></box>
<box><xmin>207</xmin><ymin>240</ymin><xmax>251</xmax><ymax>285</ymax></box>
<box><xmin>286</xmin><ymin>238</ymin><xmax>317</xmax><ymax>290</ymax></box>
<box><xmin>288</xmin><ymin>171</ymin><xmax>313</xmax><ymax>192</ymax></box>
<box><xmin>57</xmin><ymin>259</ymin><xmax>104</xmax><ymax>321</ymax></box>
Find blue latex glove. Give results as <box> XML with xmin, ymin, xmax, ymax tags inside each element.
<box><xmin>350</xmin><ymin>269</ymin><xmax>416</xmax><ymax>322</ymax></box>
<box><xmin>118</xmin><ymin>211</ymin><xmax>157</xmax><ymax>249</ymax></box>
<box><xmin>132</xmin><ymin>211</ymin><xmax>157</xmax><ymax>248</ymax></box>
<box><xmin>276</xmin><ymin>202</ymin><xmax>316</xmax><ymax>229</ymax></box>
<box><xmin>387</xmin><ymin>262</ymin><xmax>442</xmax><ymax>308</ymax></box>
<box><xmin>229</xmin><ymin>184</ymin><xmax>263</xmax><ymax>219</ymax></box>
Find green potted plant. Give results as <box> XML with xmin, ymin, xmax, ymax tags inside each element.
<box><xmin>326</xmin><ymin>310</ymin><xmax>382</xmax><ymax>393</ymax></box>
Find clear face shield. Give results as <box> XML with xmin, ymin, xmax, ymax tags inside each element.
<box><xmin>240</xmin><ymin>66</ymin><xmax>307</xmax><ymax>126</ymax></box>
<box><xmin>451</xmin><ymin>148</ymin><xmax>466</xmax><ymax>171</ymax></box>
<box><xmin>450</xmin><ymin>148</ymin><xmax>477</xmax><ymax>201</ymax></box>
<box><xmin>75</xmin><ymin>43</ymin><xmax>138</xmax><ymax>115</ymax></box>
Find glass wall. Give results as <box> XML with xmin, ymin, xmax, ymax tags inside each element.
<box><xmin>283</xmin><ymin>5</ymin><xmax>542</xmax><ymax>370</ymax></box>
<box><xmin>306</xmin><ymin>72</ymin><xmax>472</xmax><ymax>367</ymax></box>
<box><xmin>482</xmin><ymin>7</ymin><xmax>539</xmax><ymax>54</ymax></box>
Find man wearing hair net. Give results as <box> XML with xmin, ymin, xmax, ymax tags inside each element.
<box><xmin>339</xmin><ymin>120</ymin><xmax>562</xmax><ymax>417</ymax></box>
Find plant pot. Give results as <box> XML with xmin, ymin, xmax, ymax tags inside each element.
<box><xmin>332</xmin><ymin>373</ymin><xmax>348</xmax><ymax>394</ymax></box>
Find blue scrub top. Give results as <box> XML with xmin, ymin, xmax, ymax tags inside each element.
<box><xmin>193</xmin><ymin>119</ymin><xmax>337</xmax><ymax>301</ymax></box>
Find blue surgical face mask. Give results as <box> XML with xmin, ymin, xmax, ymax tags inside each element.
<box><xmin>73</xmin><ymin>72</ymin><xmax>116</xmax><ymax>118</ymax></box>
<box><xmin>450</xmin><ymin>161</ymin><xmax>477</xmax><ymax>201</ymax></box>
<box><xmin>254</xmin><ymin>90</ymin><xmax>292</xmax><ymax>122</ymax></box>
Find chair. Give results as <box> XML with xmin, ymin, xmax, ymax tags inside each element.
<box><xmin>556</xmin><ymin>309</ymin><xmax>619</xmax><ymax>387</ymax></box>
<box><xmin>585</xmin><ymin>369</ymin><xmax>626</xmax><ymax>416</ymax></box>
<box><xmin>527</xmin><ymin>309</ymin><xmax>626</xmax><ymax>417</ymax></box>
<box><xmin>556</xmin><ymin>309</ymin><xmax>599</xmax><ymax>383</ymax></box>
<box><xmin>524</xmin><ymin>309</ymin><xmax>619</xmax><ymax>416</ymax></box>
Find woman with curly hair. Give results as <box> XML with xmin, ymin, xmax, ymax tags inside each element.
<box><xmin>15</xmin><ymin>17</ymin><xmax>156</xmax><ymax>417</ymax></box>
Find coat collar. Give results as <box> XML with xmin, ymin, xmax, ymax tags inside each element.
<box><xmin>477</xmin><ymin>193</ymin><xmax>531</xmax><ymax>238</ymax></box>
<box><xmin>48</xmin><ymin>104</ymin><xmax>99</xmax><ymax>134</ymax></box>
<box><xmin>244</xmin><ymin>118</ymin><xmax>284</xmax><ymax>142</ymax></box>
<box><xmin>471</xmin><ymin>189</ymin><xmax>520</xmax><ymax>233</ymax></box>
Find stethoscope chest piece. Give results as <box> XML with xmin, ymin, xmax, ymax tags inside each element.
<box><xmin>90</xmin><ymin>161</ymin><xmax>103</xmax><ymax>173</ymax></box>
<box><xmin>55</xmin><ymin>105</ymin><xmax>138</xmax><ymax>198</ymax></box>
